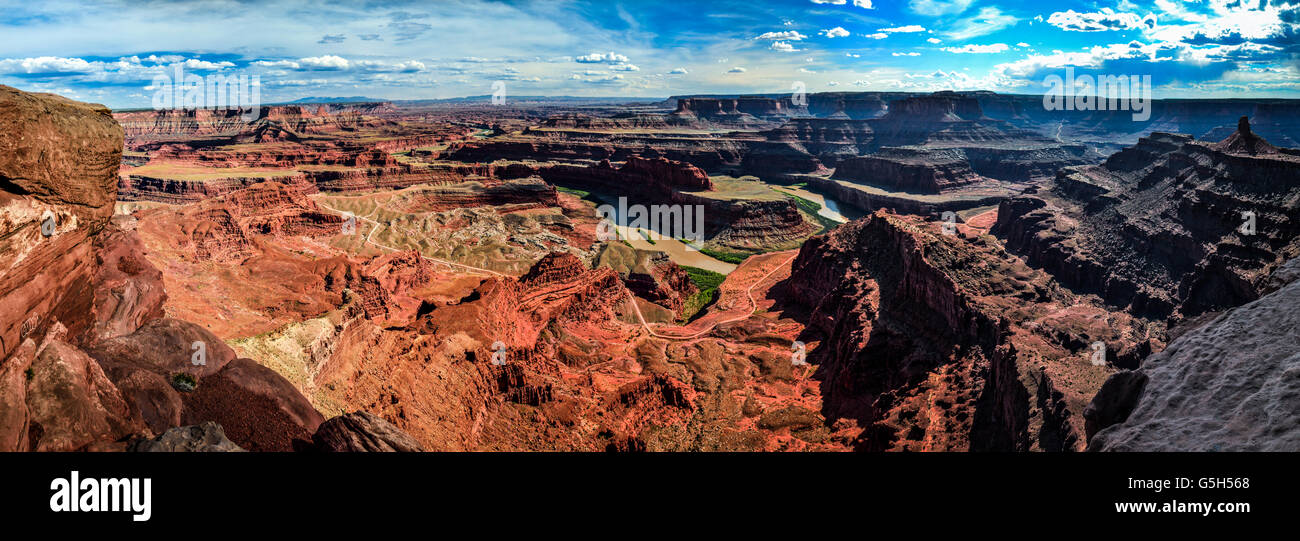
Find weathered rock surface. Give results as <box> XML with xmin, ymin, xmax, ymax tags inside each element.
<box><xmin>1088</xmin><ymin>258</ymin><xmax>1300</xmax><ymax>451</ymax></box>
<box><xmin>0</xmin><ymin>85</ymin><xmax>327</xmax><ymax>453</ymax></box>
<box><xmin>129</xmin><ymin>421</ymin><xmax>246</xmax><ymax>452</ymax></box>
<box><xmin>623</xmin><ymin>156</ymin><xmax>714</xmax><ymax>191</ymax></box>
<box><xmin>21</xmin><ymin>335</ymin><xmax>144</xmax><ymax>451</ymax></box>
<box><xmin>178</xmin><ymin>357</ymin><xmax>324</xmax><ymax>451</ymax></box>
<box><xmin>90</xmin><ymin>218</ymin><xmax>168</xmax><ymax>343</ymax></box>
<box><xmin>91</xmin><ymin>318</ymin><xmax>239</xmax><ymax>379</ymax></box>
<box><xmin>306</xmin><ymin>412</ymin><xmax>424</xmax><ymax>452</ymax></box>
<box><xmin>0</xmin><ymin>85</ymin><xmax>123</xmax><ymax>363</ymax></box>
<box><xmin>114</xmin><ymin>103</ymin><xmax>400</xmax><ymax>143</ymax></box>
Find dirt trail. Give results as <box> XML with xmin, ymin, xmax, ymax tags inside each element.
<box><xmin>320</xmin><ymin>197</ymin><xmax>794</xmax><ymax>342</ymax></box>
<box><xmin>627</xmin><ymin>250</ymin><xmax>798</xmax><ymax>341</ymax></box>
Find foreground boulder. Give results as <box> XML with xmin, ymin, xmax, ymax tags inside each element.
<box><xmin>180</xmin><ymin>357</ymin><xmax>324</xmax><ymax>451</ymax></box>
<box><xmin>89</xmin><ymin>218</ymin><xmax>167</xmax><ymax>343</ymax></box>
<box><xmin>0</xmin><ymin>85</ymin><xmax>326</xmax><ymax>452</ymax></box>
<box><xmin>0</xmin><ymin>327</ymin><xmax>145</xmax><ymax>451</ymax></box>
<box><xmin>1088</xmin><ymin>259</ymin><xmax>1300</xmax><ymax>451</ymax></box>
<box><xmin>0</xmin><ymin>86</ymin><xmax>134</xmax><ymax>450</ymax></box>
<box><xmin>306</xmin><ymin>412</ymin><xmax>424</xmax><ymax>452</ymax></box>
<box><xmin>129</xmin><ymin>422</ymin><xmax>245</xmax><ymax>452</ymax></box>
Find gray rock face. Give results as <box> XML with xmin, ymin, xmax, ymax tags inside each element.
<box><xmin>1082</xmin><ymin>370</ymin><xmax>1148</xmax><ymax>443</ymax></box>
<box><xmin>129</xmin><ymin>422</ymin><xmax>246</xmax><ymax>452</ymax></box>
<box><xmin>1089</xmin><ymin>259</ymin><xmax>1300</xmax><ymax>451</ymax></box>
<box><xmin>309</xmin><ymin>412</ymin><xmax>423</xmax><ymax>452</ymax></box>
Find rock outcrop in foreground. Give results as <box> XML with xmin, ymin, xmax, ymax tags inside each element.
<box><xmin>304</xmin><ymin>412</ymin><xmax>425</xmax><ymax>452</ymax></box>
<box><xmin>0</xmin><ymin>85</ymin><xmax>427</xmax><ymax>452</ymax></box>
<box><xmin>1087</xmin><ymin>258</ymin><xmax>1300</xmax><ymax>451</ymax></box>
<box><xmin>129</xmin><ymin>422</ymin><xmax>246</xmax><ymax>452</ymax></box>
<box><xmin>0</xmin><ymin>85</ymin><xmax>122</xmax><ymax>366</ymax></box>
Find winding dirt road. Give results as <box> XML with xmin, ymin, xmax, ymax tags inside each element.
<box><xmin>319</xmin><ymin>196</ymin><xmax>794</xmax><ymax>342</ymax></box>
<box><xmin>627</xmin><ymin>251</ymin><xmax>798</xmax><ymax>341</ymax></box>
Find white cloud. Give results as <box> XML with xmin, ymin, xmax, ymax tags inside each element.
<box><xmin>893</xmin><ymin>52</ymin><xmax>921</xmax><ymax>56</ymax></box>
<box><xmin>942</xmin><ymin>43</ymin><xmax>1010</xmax><ymax>53</ymax></box>
<box><xmin>609</xmin><ymin>63</ymin><xmax>640</xmax><ymax>71</ymax></box>
<box><xmin>668</xmin><ymin>67</ymin><xmax>689</xmax><ymax>74</ymax></box>
<box><xmin>0</xmin><ymin>56</ymin><xmax>96</xmax><ymax>74</ymax></box>
<box><xmin>879</xmin><ymin>25</ymin><xmax>927</xmax><ymax>33</ymax></box>
<box><xmin>142</xmin><ymin>55</ymin><xmax>186</xmax><ymax>65</ymax></box>
<box><xmin>811</xmin><ymin>0</ymin><xmax>871</xmax><ymax>8</ymax></box>
<box><xmin>356</xmin><ymin>60</ymin><xmax>426</xmax><ymax>73</ymax></box>
<box><xmin>299</xmin><ymin>55</ymin><xmax>350</xmax><ymax>70</ymax></box>
<box><xmin>727</xmin><ymin>66</ymin><xmax>747</xmax><ymax>73</ymax></box>
<box><xmin>927</xmin><ymin>37</ymin><xmax>942</xmax><ymax>44</ymax></box>
<box><xmin>572</xmin><ymin>72</ymin><xmax>625</xmax><ymax>84</ymax></box>
<box><xmin>182</xmin><ymin>59</ymin><xmax>234</xmax><ymax>70</ymax></box>
<box><xmin>1047</xmin><ymin>9</ymin><xmax>1157</xmax><ymax>32</ymax></box>
<box><xmin>771</xmin><ymin>41</ymin><xmax>800</xmax><ymax>52</ymax></box>
<box><xmin>575</xmin><ymin>52</ymin><xmax>630</xmax><ymax>64</ymax></box>
<box><xmin>891</xmin><ymin>68</ymin><xmax>1015</xmax><ymax>91</ymax></box>
<box><xmin>1016</xmin><ymin>42</ymin><xmax>1031</xmax><ymax>47</ymax></box>
<box><xmin>820</xmin><ymin>27</ymin><xmax>850</xmax><ymax>38</ymax></box>
<box><xmin>253</xmin><ymin>60</ymin><xmax>300</xmax><ymax>69</ymax></box>
<box><xmin>757</xmin><ymin>31</ymin><xmax>808</xmax><ymax>40</ymax></box>
<box><xmin>864</xmin><ymin>33</ymin><xmax>888</xmax><ymax>39</ymax></box>
<box><xmin>1149</xmin><ymin>3</ymin><xmax>1288</xmax><ymax>44</ymax></box>
<box><xmin>267</xmin><ymin>78</ymin><xmax>332</xmax><ymax>87</ymax></box>
<box><xmin>587</xmin><ymin>75</ymin><xmax>624</xmax><ymax>83</ymax></box>
<box><xmin>991</xmin><ymin>41</ymin><xmax>1187</xmax><ymax>80</ymax></box>
<box><xmin>1153</xmin><ymin>0</ymin><xmax>1209</xmax><ymax>23</ymax></box>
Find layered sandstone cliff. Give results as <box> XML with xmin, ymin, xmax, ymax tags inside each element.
<box><xmin>785</xmin><ymin>210</ymin><xmax>1158</xmax><ymax>451</ymax></box>
<box><xmin>114</xmin><ymin>103</ymin><xmax>399</xmax><ymax>142</ymax></box>
<box><xmin>538</xmin><ymin>157</ymin><xmax>817</xmax><ymax>250</ymax></box>
<box><xmin>0</xmin><ymin>86</ymin><xmax>365</xmax><ymax>451</ymax></box>
<box><xmin>0</xmin><ymin>85</ymin><xmax>122</xmax><ymax>363</ymax></box>
<box><xmin>993</xmin><ymin>121</ymin><xmax>1300</xmax><ymax>321</ymax></box>
<box><xmin>835</xmin><ymin>148</ymin><xmax>983</xmax><ymax>194</ymax></box>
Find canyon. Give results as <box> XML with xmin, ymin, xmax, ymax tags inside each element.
<box><xmin>1</xmin><ymin>83</ymin><xmax>1297</xmax><ymax>452</ymax></box>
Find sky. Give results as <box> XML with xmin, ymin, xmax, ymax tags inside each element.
<box><xmin>0</xmin><ymin>0</ymin><xmax>1297</xmax><ymax>108</ymax></box>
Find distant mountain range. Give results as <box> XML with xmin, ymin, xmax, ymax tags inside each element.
<box><xmin>280</xmin><ymin>95</ymin><xmax>666</xmax><ymax>105</ymax></box>
<box><xmin>282</xmin><ymin>96</ymin><xmax>387</xmax><ymax>104</ymax></box>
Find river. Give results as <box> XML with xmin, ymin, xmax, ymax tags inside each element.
<box><xmin>770</xmin><ymin>184</ymin><xmax>860</xmax><ymax>223</ymax></box>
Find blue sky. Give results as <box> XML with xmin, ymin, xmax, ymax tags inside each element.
<box><xmin>1</xmin><ymin>0</ymin><xmax>1297</xmax><ymax>107</ymax></box>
